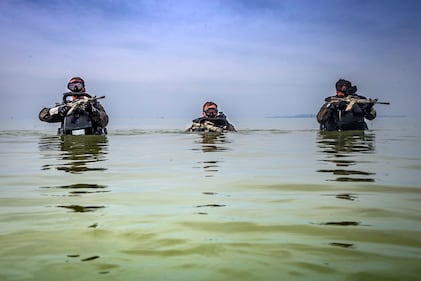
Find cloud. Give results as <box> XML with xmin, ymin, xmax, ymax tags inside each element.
<box><xmin>1</xmin><ymin>0</ymin><xmax>420</xmax><ymax>120</ymax></box>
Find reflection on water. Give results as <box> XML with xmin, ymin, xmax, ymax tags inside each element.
<box><xmin>320</xmin><ymin>221</ymin><xmax>361</xmax><ymax>226</ymax></box>
<box><xmin>329</xmin><ymin>242</ymin><xmax>355</xmax><ymax>249</ymax></box>
<box><xmin>1</xmin><ymin>123</ymin><xmax>421</xmax><ymax>281</ymax></box>
<box><xmin>38</xmin><ymin>135</ymin><xmax>109</xmax><ymax>212</ymax></box>
<box><xmin>194</xmin><ymin>132</ymin><xmax>231</xmax><ymax>153</ymax></box>
<box><xmin>40</xmin><ymin>183</ymin><xmax>109</xmax><ymax>196</ymax></box>
<box><xmin>190</xmin><ymin>133</ymin><xmax>231</xmax><ymax>215</ymax></box>
<box><xmin>316</xmin><ymin>131</ymin><xmax>374</xmax><ymax>236</ymax></box>
<box><xmin>57</xmin><ymin>205</ymin><xmax>105</xmax><ymax>213</ymax></box>
<box><xmin>39</xmin><ymin>135</ymin><xmax>108</xmax><ymax>174</ymax></box>
<box><xmin>192</xmin><ymin>133</ymin><xmax>231</xmax><ymax>177</ymax></box>
<box><xmin>317</xmin><ymin>131</ymin><xmax>376</xmax><ymax>182</ymax></box>
<box><xmin>335</xmin><ymin>193</ymin><xmax>358</xmax><ymax>201</ymax></box>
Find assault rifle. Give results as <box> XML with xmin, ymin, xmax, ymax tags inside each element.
<box><xmin>61</xmin><ymin>92</ymin><xmax>105</xmax><ymax>115</ymax></box>
<box><xmin>189</xmin><ymin>120</ymin><xmax>224</xmax><ymax>133</ymax></box>
<box><xmin>328</xmin><ymin>96</ymin><xmax>390</xmax><ymax>111</ymax></box>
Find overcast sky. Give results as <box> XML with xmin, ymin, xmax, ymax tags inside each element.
<box><xmin>1</xmin><ymin>0</ymin><xmax>420</xmax><ymax>122</ymax></box>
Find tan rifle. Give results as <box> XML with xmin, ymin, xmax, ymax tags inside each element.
<box><xmin>328</xmin><ymin>96</ymin><xmax>390</xmax><ymax>111</ymax></box>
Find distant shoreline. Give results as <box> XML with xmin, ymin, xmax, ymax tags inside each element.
<box><xmin>265</xmin><ymin>114</ymin><xmax>407</xmax><ymax>118</ymax></box>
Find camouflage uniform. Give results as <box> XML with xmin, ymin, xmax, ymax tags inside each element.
<box><xmin>317</xmin><ymin>94</ymin><xmax>376</xmax><ymax>131</ymax></box>
<box><xmin>39</xmin><ymin>93</ymin><xmax>109</xmax><ymax>134</ymax></box>
<box><xmin>187</xmin><ymin>112</ymin><xmax>236</xmax><ymax>132</ymax></box>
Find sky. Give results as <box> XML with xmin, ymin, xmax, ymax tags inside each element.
<box><xmin>1</xmin><ymin>0</ymin><xmax>420</xmax><ymax>122</ymax></box>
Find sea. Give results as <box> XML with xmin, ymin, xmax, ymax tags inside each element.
<box><xmin>0</xmin><ymin>117</ymin><xmax>420</xmax><ymax>281</ymax></box>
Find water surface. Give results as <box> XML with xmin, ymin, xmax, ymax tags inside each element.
<box><xmin>0</xmin><ymin>117</ymin><xmax>420</xmax><ymax>281</ymax></box>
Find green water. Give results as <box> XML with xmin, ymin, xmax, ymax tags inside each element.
<box><xmin>0</xmin><ymin>118</ymin><xmax>420</xmax><ymax>281</ymax></box>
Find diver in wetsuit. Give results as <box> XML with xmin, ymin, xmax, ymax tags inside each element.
<box><xmin>187</xmin><ymin>101</ymin><xmax>236</xmax><ymax>133</ymax></box>
<box><xmin>39</xmin><ymin>77</ymin><xmax>109</xmax><ymax>135</ymax></box>
<box><xmin>317</xmin><ymin>79</ymin><xmax>376</xmax><ymax>131</ymax></box>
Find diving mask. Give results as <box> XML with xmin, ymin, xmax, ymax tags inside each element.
<box><xmin>204</xmin><ymin>107</ymin><xmax>218</xmax><ymax>118</ymax></box>
<box><xmin>67</xmin><ymin>82</ymin><xmax>84</xmax><ymax>92</ymax></box>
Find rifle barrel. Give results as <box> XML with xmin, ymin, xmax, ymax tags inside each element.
<box><xmin>330</xmin><ymin>97</ymin><xmax>390</xmax><ymax>105</ymax></box>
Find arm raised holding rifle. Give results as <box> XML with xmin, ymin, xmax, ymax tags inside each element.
<box><xmin>64</xmin><ymin>94</ymin><xmax>106</xmax><ymax>117</ymax></box>
<box><xmin>317</xmin><ymin>79</ymin><xmax>389</xmax><ymax>131</ymax></box>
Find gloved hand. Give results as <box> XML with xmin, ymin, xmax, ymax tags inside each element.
<box><xmin>362</xmin><ymin>103</ymin><xmax>374</xmax><ymax>111</ymax></box>
<box><xmin>335</xmin><ymin>101</ymin><xmax>347</xmax><ymax>110</ymax></box>
<box><xmin>58</xmin><ymin>105</ymin><xmax>70</xmax><ymax>117</ymax></box>
<box><xmin>85</xmin><ymin>101</ymin><xmax>99</xmax><ymax>116</ymax></box>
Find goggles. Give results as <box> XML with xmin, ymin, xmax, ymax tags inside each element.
<box><xmin>204</xmin><ymin>107</ymin><xmax>218</xmax><ymax>117</ymax></box>
<box><xmin>67</xmin><ymin>81</ymin><xmax>84</xmax><ymax>92</ymax></box>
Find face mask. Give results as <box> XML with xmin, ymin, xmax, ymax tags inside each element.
<box><xmin>67</xmin><ymin>82</ymin><xmax>84</xmax><ymax>92</ymax></box>
<box><xmin>204</xmin><ymin>108</ymin><xmax>218</xmax><ymax>118</ymax></box>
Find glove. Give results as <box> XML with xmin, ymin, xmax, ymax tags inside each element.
<box><xmin>362</xmin><ymin>103</ymin><xmax>374</xmax><ymax>111</ymax></box>
<box><xmin>85</xmin><ymin>101</ymin><xmax>99</xmax><ymax>116</ymax></box>
<box><xmin>58</xmin><ymin>105</ymin><xmax>70</xmax><ymax>117</ymax></box>
<box><xmin>333</xmin><ymin>101</ymin><xmax>347</xmax><ymax>110</ymax></box>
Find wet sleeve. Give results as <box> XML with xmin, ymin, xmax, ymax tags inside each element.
<box><xmin>316</xmin><ymin>103</ymin><xmax>332</xmax><ymax>124</ymax></box>
<box><xmin>226</xmin><ymin>122</ymin><xmax>237</xmax><ymax>132</ymax></box>
<box><xmin>39</xmin><ymin>107</ymin><xmax>63</xmax><ymax>123</ymax></box>
<box><xmin>359</xmin><ymin>102</ymin><xmax>376</xmax><ymax>120</ymax></box>
<box><xmin>365</xmin><ymin>107</ymin><xmax>376</xmax><ymax>120</ymax></box>
<box><xmin>218</xmin><ymin>113</ymin><xmax>236</xmax><ymax>132</ymax></box>
<box><xmin>90</xmin><ymin>101</ymin><xmax>109</xmax><ymax>128</ymax></box>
